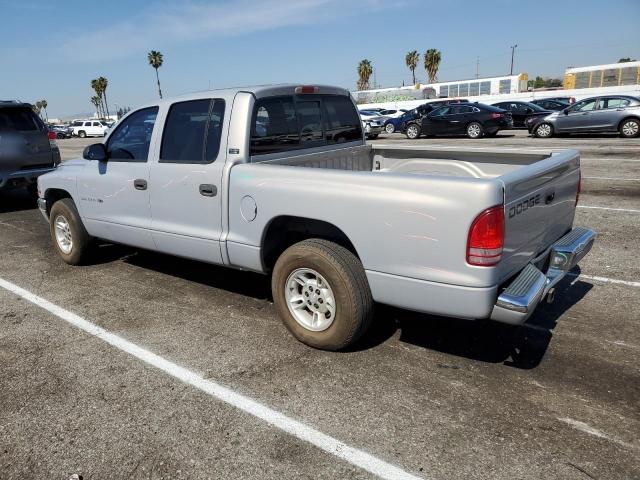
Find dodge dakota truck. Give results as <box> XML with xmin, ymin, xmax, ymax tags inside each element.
<box><xmin>37</xmin><ymin>85</ymin><xmax>595</xmax><ymax>350</ymax></box>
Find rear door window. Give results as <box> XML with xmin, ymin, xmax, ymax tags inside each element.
<box><xmin>598</xmin><ymin>98</ymin><xmax>631</xmax><ymax>109</ymax></box>
<box><xmin>323</xmin><ymin>96</ymin><xmax>362</xmax><ymax>144</ymax></box>
<box><xmin>160</xmin><ymin>99</ymin><xmax>225</xmax><ymax>164</ymax></box>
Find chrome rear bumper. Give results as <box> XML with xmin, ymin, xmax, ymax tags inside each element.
<box><xmin>490</xmin><ymin>227</ymin><xmax>595</xmax><ymax>325</ymax></box>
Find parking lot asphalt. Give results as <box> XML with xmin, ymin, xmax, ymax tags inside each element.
<box><xmin>1</xmin><ymin>131</ymin><xmax>639</xmax><ymax>479</ymax></box>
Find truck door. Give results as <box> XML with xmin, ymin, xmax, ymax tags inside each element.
<box><xmin>148</xmin><ymin>98</ymin><xmax>227</xmax><ymax>264</ymax></box>
<box><xmin>76</xmin><ymin>106</ymin><xmax>159</xmax><ymax>249</ymax></box>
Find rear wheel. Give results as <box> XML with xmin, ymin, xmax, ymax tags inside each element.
<box><xmin>385</xmin><ymin>123</ymin><xmax>395</xmax><ymax>134</ymax></box>
<box><xmin>406</xmin><ymin>124</ymin><xmax>420</xmax><ymax>139</ymax></box>
<box><xmin>619</xmin><ymin>118</ymin><xmax>640</xmax><ymax>138</ymax></box>
<box><xmin>466</xmin><ymin>122</ymin><xmax>484</xmax><ymax>139</ymax></box>
<box><xmin>49</xmin><ymin>198</ymin><xmax>92</xmax><ymax>265</ymax></box>
<box><xmin>534</xmin><ymin>123</ymin><xmax>553</xmax><ymax>138</ymax></box>
<box><xmin>272</xmin><ymin>239</ymin><xmax>374</xmax><ymax>350</ymax></box>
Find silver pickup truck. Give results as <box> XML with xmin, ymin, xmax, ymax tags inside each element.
<box><xmin>37</xmin><ymin>84</ymin><xmax>595</xmax><ymax>350</ymax></box>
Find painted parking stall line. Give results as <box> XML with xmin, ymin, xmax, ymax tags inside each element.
<box><xmin>0</xmin><ymin>277</ymin><xmax>424</xmax><ymax>480</ymax></box>
<box><xmin>578</xmin><ymin>205</ymin><xmax>640</xmax><ymax>213</ymax></box>
<box><xmin>568</xmin><ymin>273</ymin><xmax>640</xmax><ymax>288</ymax></box>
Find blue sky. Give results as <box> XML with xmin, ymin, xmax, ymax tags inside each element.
<box><xmin>1</xmin><ymin>0</ymin><xmax>638</xmax><ymax>118</ymax></box>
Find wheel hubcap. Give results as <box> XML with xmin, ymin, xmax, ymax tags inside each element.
<box><xmin>285</xmin><ymin>268</ymin><xmax>336</xmax><ymax>332</ymax></box>
<box><xmin>622</xmin><ymin>121</ymin><xmax>638</xmax><ymax>136</ymax></box>
<box><xmin>408</xmin><ymin>126</ymin><xmax>418</xmax><ymax>138</ymax></box>
<box><xmin>54</xmin><ymin>215</ymin><xmax>73</xmax><ymax>254</ymax></box>
<box><xmin>386</xmin><ymin>123</ymin><xmax>394</xmax><ymax>133</ymax></box>
<box><xmin>468</xmin><ymin>124</ymin><xmax>480</xmax><ymax>137</ymax></box>
<box><xmin>538</xmin><ymin>124</ymin><xmax>551</xmax><ymax>137</ymax></box>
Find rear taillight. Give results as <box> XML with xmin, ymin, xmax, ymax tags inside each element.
<box><xmin>490</xmin><ymin>112</ymin><xmax>502</xmax><ymax>119</ymax></box>
<box><xmin>295</xmin><ymin>85</ymin><xmax>319</xmax><ymax>94</ymax></box>
<box><xmin>48</xmin><ymin>131</ymin><xmax>57</xmax><ymax>147</ymax></box>
<box><xmin>467</xmin><ymin>205</ymin><xmax>505</xmax><ymax>266</ymax></box>
<box><xmin>576</xmin><ymin>171</ymin><xmax>582</xmax><ymax>205</ymax></box>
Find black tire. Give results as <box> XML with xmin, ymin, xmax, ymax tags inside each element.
<box><xmin>466</xmin><ymin>122</ymin><xmax>484</xmax><ymax>139</ymax></box>
<box><xmin>272</xmin><ymin>239</ymin><xmax>374</xmax><ymax>350</ymax></box>
<box><xmin>369</xmin><ymin>134</ymin><xmax>379</xmax><ymax>139</ymax></box>
<box><xmin>78</xmin><ymin>131</ymin><xmax>86</xmax><ymax>138</ymax></box>
<box><xmin>619</xmin><ymin>118</ymin><xmax>640</xmax><ymax>138</ymax></box>
<box><xmin>26</xmin><ymin>183</ymin><xmax>38</xmax><ymax>200</ymax></box>
<box><xmin>485</xmin><ymin>131</ymin><xmax>498</xmax><ymax>137</ymax></box>
<box><xmin>56</xmin><ymin>132</ymin><xmax>64</xmax><ymax>139</ymax></box>
<box><xmin>49</xmin><ymin>198</ymin><xmax>92</xmax><ymax>265</ymax></box>
<box><xmin>534</xmin><ymin>123</ymin><xmax>553</xmax><ymax>138</ymax></box>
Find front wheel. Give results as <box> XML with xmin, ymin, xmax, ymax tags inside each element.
<box><xmin>620</xmin><ymin>118</ymin><xmax>640</xmax><ymax>138</ymax></box>
<box><xmin>466</xmin><ymin>122</ymin><xmax>484</xmax><ymax>138</ymax></box>
<box><xmin>534</xmin><ymin>123</ymin><xmax>553</xmax><ymax>138</ymax></box>
<box><xmin>406</xmin><ymin>124</ymin><xmax>420</xmax><ymax>139</ymax></box>
<box><xmin>385</xmin><ymin>123</ymin><xmax>396</xmax><ymax>134</ymax></box>
<box><xmin>49</xmin><ymin>198</ymin><xmax>92</xmax><ymax>265</ymax></box>
<box><xmin>272</xmin><ymin>239</ymin><xmax>374</xmax><ymax>350</ymax></box>
<box><xmin>78</xmin><ymin>131</ymin><xmax>86</xmax><ymax>138</ymax></box>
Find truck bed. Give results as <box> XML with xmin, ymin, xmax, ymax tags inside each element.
<box><xmin>248</xmin><ymin>144</ymin><xmax>580</xmax><ymax>288</ymax></box>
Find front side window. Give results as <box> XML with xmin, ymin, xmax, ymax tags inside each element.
<box><xmin>430</xmin><ymin>106</ymin><xmax>451</xmax><ymax>117</ymax></box>
<box><xmin>107</xmin><ymin>107</ymin><xmax>158</xmax><ymax>162</ymax></box>
<box><xmin>92</xmin><ymin>122</ymin><xmax>101</xmax><ymax>127</ymax></box>
<box><xmin>323</xmin><ymin>96</ymin><xmax>362</xmax><ymax>144</ymax></box>
<box><xmin>160</xmin><ymin>99</ymin><xmax>225</xmax><ymax>164</ymax></box>
<box><xmin>572</xmin><ymin>100</ymin><xmax>597</xmax><ymax>112</ymax></box>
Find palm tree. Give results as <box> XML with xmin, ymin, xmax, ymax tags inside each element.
<box><xmin>357</xmin><ymin>59</ymin><xmax>373</xmax><ymax>91</ymax></box>
<box><xmin>33</xmin><ymin>101</ymin><xmax>42</xmax><ymax>119</ymax></box>
<box><xmin>90</xmin><ymin>78</ymin><xmax>103</xmax><ymax>117</ymax></box>
<box><xmin>147</xmin><ymin>50</ymin><xmax>164</xmax><ymax>99</ymax></box>
<box><xmin>405</xmin><ymin>50</ymin><xmax>419</xmax><ymax>85</ymax></box>
<box><xmin>424</xmin><ymin>49</ymin><xmax>442</xmax><ymax>84</ymax></box>
<box><xmin>40</xmin><ymin>99</ymin><xmax>48</xmax><ymax>122</ymax></box>
<box><xmin>97</xmin><ymin>77</ymin><xmax>109</xmax><ymax>118</ymax></box>
<box><xmin>90</xmin><ymin>96</ymin><xmax>101</xmax><ymax>117</ymax></box>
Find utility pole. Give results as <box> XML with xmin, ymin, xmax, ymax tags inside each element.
<box><xmin>476</xmin><ymin>56</ymin><xmax>479</xmax><ymax>79</ymax></box>
<box><xmin>510</xmin><ymin>44</ymin><xmax>518</xmax><ymax>75</ymax></box>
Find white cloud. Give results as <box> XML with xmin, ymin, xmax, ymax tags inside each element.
<box><xmin>59</xmin><ymin>0</ymin><xmax>378</xmax><ymax>62</ymax></box>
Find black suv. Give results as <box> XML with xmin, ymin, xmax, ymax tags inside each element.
<box><xmin>0</xmin><ymin>101</ymin><xmax>60</xmax><ymax>196</ymax></box>
<box><xmin>491</xmin><ymin>101</ymin><xmax>553</xmax><ymax>128</ymax></box>
<box><xmin>404</xmin><ymin>103</ymin><xmax>513</xmax><ymax>139</ymax></box>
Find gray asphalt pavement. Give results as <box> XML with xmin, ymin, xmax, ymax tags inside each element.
<box><xmin>1</xmin><ymin>131</ymin><xmax>639</xmax><ymax>479</ymax></box>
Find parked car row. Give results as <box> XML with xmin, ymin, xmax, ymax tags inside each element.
<box><xmin>361</xmin><ymin>94</ymin><xmax>640</xmax><ymax>140</ymax></box>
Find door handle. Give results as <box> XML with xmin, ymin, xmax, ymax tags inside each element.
<box><xmin>199</xmin><ymin>184</ymin><xmax>217</xmax><ymax>197</ymax></box>
<box><xmin>134</xmin><ymin>179</ymin><xmax>147</xmax><ymax>190</ymax></box>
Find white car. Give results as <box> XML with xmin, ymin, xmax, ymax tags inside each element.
<box><xmin>70</xmin><ymin>120</ymin><xmax>108</xmax><ymax>138</ymax></box>
<box><xmin>378</xmin><ymin>108</ymin><xmax>408</xmax><ymax>118</ymax></box>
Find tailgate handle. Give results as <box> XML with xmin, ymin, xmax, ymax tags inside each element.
<box><xmin>545</xmin><ymin>192</ymin><xmax>555</xmax><ymax>204</ymax></box>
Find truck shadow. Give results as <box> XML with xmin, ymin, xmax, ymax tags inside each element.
<box><xmin>0</xmin><ymin>189</ymin><xmax>37</xmax><ymax>214</ymax></box>
<box><xmin>92</xmin><ymin>244</ymin><xmax>592</xmax><ymax>368</ymax></box>
<box><xmin>355</xmin><ymin>272</ymin><xmax>593</xmax><ymax>369</ymax></box>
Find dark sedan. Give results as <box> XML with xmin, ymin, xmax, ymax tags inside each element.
<box><xmin>530</xmin><ymin>99</ymin><xmax>570</xmax><ymax>111</ymax></box>
<box><xmin>491</xmin><ymin>101</ymin><xmax>553</xmax><ymax>128</ymax></box>
<box><xmin>404</xmin><ymin>103</ymin><xmax>512</xmax><ymax>139</ymax></box>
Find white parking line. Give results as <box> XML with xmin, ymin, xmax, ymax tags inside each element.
<box><xmin>583</xmin><ymin>176</ymin><xmax>640</xmax><ymax>181</ymax></box>
<box><xmin>0</xmin><ymin>277</ymin><xmax>423</xmax><ymax>480</ymax></box>
<box><xmin>568</xmin><ymin>273</ymin><xmax>640</xmax><ymax>288</ymax></box>
<box><xmin>577</xmin><ymin>205</ymin><xmax>640</xmax><ymax>213</ymax></box>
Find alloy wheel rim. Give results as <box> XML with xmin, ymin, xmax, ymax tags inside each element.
<box><xmin>54</xmin><ymin>215</ymin><xmax>73</xmax><ymax>254</ymax></box>
<box><xmin>622</xmin><ymin>121</ymin><xmax>638</xmax><ymax>136</ymax></box>
<box><xmin>537</xmin><ymin>124</ymin><xmax>551</xmax><ymax>137</ymax></box>
<box><xmin>385</xmin><ymin>123</ymin><xmax>395</xmax><ymax>133</ymax></box>
<box><xmin>285</xmin><ymin>268</ymin><xmax>336</xmax><ymax>332</ymax></box>
<box><xmin>468</xmin><ymin>124</ymin><xmax>480</xmax><ymax>137</ymax></box>
<box><xmin>408</xmin><ymin>125</ymin><xmax>418</xmax><ymax>138</ymax></box>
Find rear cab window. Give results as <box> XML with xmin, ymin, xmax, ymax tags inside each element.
<box><xmin>250</xmin><ymin>95</ymin><xmax>362</xmax><ymax>157</ymax></box>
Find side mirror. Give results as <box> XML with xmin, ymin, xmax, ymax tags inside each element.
<box><xmin>83</xmin><ymin>143</ymin><xmax>108</xmax><ymax>161</ymax></box>
<box><xmin>563</xmin><ymin>108</ymin><xmax>570</xmax><ymax>115</ymax></box>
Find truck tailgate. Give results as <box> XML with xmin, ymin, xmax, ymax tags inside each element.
<box><xmin>498</xmin><ymin>149</ymin><xmax>581</xmax><ymax>283</ymax></box>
